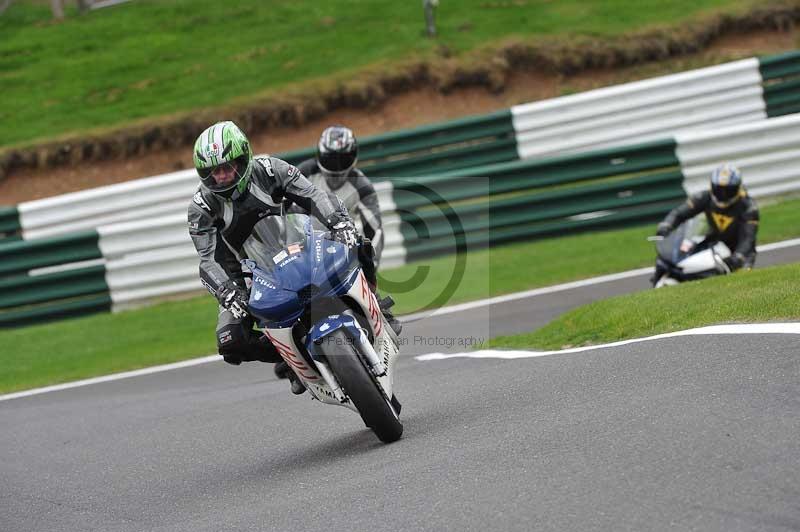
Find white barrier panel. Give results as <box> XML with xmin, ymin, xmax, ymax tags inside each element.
<box><xmin>512</xmin><ymin>58</ymin><xmax>766</xmax><ymax>159</ymax></box>
<box><xmin>98</xmin><ymin>214</ymin><xmax>190</xmax><ymax>257</ymax></box>
<box><xmin>105</xmin><ymin>245</ymin><xmax>202</xmax><ymax>311</ymax></box>
<box><xmin>19</xmin><ymin>169</ymin><xmax>198</xmax><ymax>240</ymax></box>
<box><xmin>676</xmin><ymin>113</ymin><xmax>800</xmax><ymax>197</ymax></box>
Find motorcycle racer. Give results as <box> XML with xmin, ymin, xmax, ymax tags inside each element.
<box><xmin>296</xmin><ymin>125</ymin><xmax>384</xmax><ymax>265</ymax></box>
<box><xmin>188</xmin><ymin>121</ymin><xmax>359</xmax><ymax>395</ymax></box>
<box><xmin>652</xmin><ymin>163</ymin><xmax>759</xmax><ymax>285</ymax></box>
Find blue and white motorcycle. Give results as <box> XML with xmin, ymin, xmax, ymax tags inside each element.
<box><xmin>241</xmin><ymin>213</ymin><xmax>403</xmax><ymax>443</ymax></box>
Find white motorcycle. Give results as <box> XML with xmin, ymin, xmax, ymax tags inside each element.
<box><xmin>650</xmin><ymin>216</ymin><xmax>732</xmax><ymax>288</ymax></box>
<box><xmin>242</xmin><ymin>213</ymin><xmax>403</xmax><ymax>443</ymax></box>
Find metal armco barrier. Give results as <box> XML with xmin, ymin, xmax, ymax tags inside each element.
<box><xmin>511</xmin><ymin>58</ymin><xmax>766</xmax><ymax>159</ymax></box>
<box><xmin>760</xmin><ymin>50</ymin><xmax>800</xmax><ymax>117</ymax></box>
<box><xmin>278</xmin><ymin>110</ymin><xmax>518</xmax><ymax>178</ymax></box>
<box><xmin>677</xmin><ymin>112</ymin><xmax>800</xmax><ymax>198</ymax></box>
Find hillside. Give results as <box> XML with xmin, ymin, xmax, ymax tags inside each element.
<box><xmin>0</xmin><ymin>1</ymin><xmax>798</xmax><ymax>204</ymax></box>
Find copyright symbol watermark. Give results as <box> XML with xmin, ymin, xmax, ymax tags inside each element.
<box><xmin>378</xmin><ymin>177</ymin><xmax>488</xmax><ymax>320</ymax></box>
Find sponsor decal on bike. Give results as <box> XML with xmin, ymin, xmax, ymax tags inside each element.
<box><xmin>254</xmin><ymin>276</ymin><xmax>276</xmax><ymax>289</ymax></box>
<box><xmin>359</xmin><ymin>273</ymin><xmax>383</xmax><ymax>336</ymax></box>
<box><xmin>265</xmin><ymin>331</ymin><xmax>318</xmax><ymax>381</ymax></box>
<box><xmin>272</xmin><ymin>250</ymin><xmax>288</xmax><ymax>264</ymax></box>
<box><xmin>279</xmin><ymin>255</ymin><xmax>299</xmax><ymax>268</ymax></box>
<box><xmin>315</xmin><ymin>240</ymin><xmax>323</xmax><ymax>262</ymax></box>
<box><xmin>288</xmin><ymin>244</ymin><xmax>302</xmax><ymax>255</ymax></box>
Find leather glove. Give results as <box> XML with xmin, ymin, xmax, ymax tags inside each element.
<box><xmin>655</xmin><ymin>222</ymin><xmax>672</xmax><ymax>238</ymax></box>
<box><xmin>331</xmin><ymin>219</ymin><xmax>359</xmax><ymax>247</ymax></box>
<box><xmin>217</xmin><ymin>280</ymin><xmax>249</xmax><ymax>319</ymax></box>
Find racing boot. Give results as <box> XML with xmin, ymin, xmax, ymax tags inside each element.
<box><xmin>378</xmin><ymin>295</ymin><xmax>402</xmax><ymax>336</ymax></box>
<box><xmin>287</xmin><ymin>368</ymin><xmax>306</xmax><ymax>395</ymax></box>
<box><xmin>273</xmin><ymin>360</ymin><xmax>290</xmax><ymax>379</ymax></box>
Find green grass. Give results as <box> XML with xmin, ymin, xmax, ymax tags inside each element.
<box><xmin>0</xmin><ymin>0</ymin><xmax>760</xmax><ymax>148</ymax></box>
<box><xmin>0</xmin><ymin>296</ymin><xmax>219</xmax><ymax>393</ymax></box>
<box><xmin>2</xmin><ymin>194</ymin><xmax>799</xmax><ymax>394</ymax></box>
<box><xmin>486</xmin><ymin>261</ymin><xmax>800</xmax><ymax>350</ymax></box>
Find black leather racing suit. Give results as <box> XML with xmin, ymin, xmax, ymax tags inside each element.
<box><xmin>656</xmin><ymin>190</ymin><xmax>759</xmax><ymax>279</ymax></box>
<box><xmin>295</xmin><ymin>160</ymin><xmax>384</xmax><ymax>265</ymax></box>
<box><xmin>187</xmin><ymin>156</ymin><xmax>350</xmax><ymax>364</ymax></box>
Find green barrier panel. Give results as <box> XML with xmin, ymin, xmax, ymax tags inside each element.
<box><xmin>766</xmin><ymin>103</ymin><xmax>800</xmax><ymax>118</ymax></box>
<box><xmin>0</xmin><ymin>230</ymin><xmax>102</xmax><ymax>277</ymax></box>
<box><xmin>401</xmin><ymin>171</ymin><xmax>684</xmax><ymax>243</ymax></box>
<box><xmin>0</xmin><ymin>293</ymin><xmax>112</xmax><ymax>328</ymax></box>
<box><xmin>760</xmin><ymin>51</ymin><xmax>800</xmax><ymax>117</ymax></box>
<box><xmin>0</xmin><ymin>205</ymin><xmax>20</xmax><ymax>240</ymax></box>
<box><xmin>0</xmin><ymin>266</ymin><xmax>108</xmax><ymax>310</ymax></box>
<box><xmin>400</xmin><ymin>169</ymin><xmax>685</xmax><ymax>259</ymax></box>
<box><xmin>366</xmin><ymin>137</ymin><xmax>518</xmax><ymax>178</ymax></box>
<box><xmin>759</xmin><ymin>50</ymin><xmax>800</xmax><ymax>80</ymax></box>
<box><xmin>360</xmin><ymin>111</ymin><xmax>513</xmax><ymax>156</ymax></box>
<box><xmin>277</xmin><ymin>110</ymin><xmax>516</xmax><ymax>177</ymax></box>
<box><xmin>407</xmin><ymin>184</ymin><xmax>683</xmax><ymax>244</ymax></box>
<box><xmin>763</xmin><ymin>79</ymin><xmax>800</xmax><ymax>117</ymax></box>
<box><xmin>405</xmin><ymin>200</ymin><xmax>678</xmax><ymax>259</ymax></box>
<box><xmin>393</xmin><ymin>138</ymin><xmax>678</xmax><ymax>211</ymax></box>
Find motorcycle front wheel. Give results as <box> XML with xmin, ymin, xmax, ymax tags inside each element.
<box><xmin>322</xmin><ymin>330</ymin><xmax>403</xmax><ymax>443</ymax></box>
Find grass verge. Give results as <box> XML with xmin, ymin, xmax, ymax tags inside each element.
<box><xmin>486</xmin><ymin>261</ymin><xmax>800</xmax><ymax>350</ymax></box>
<box><xmin>2</xmin><ymin>195</ymin><xmax>799</xmax><ymax>394</ymax></box>
<box><xmin>0</xmin><ymin>0</ymin><xmax>766</xmax><ymax>148</ymax></box>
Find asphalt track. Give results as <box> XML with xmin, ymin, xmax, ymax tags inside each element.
<box><xmin>2</xmin><ymin>246</ymin><xmax>799</xmax><ymax>532</ymax></box>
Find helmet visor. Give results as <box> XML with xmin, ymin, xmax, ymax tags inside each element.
<box><xmin>198</xmin><ymin>155</ymin><xmax>248</xmax><ymax>192</ymax></box>
<box><xmin>318</xmin><ymin>150</ymin><xmax>356</xmax><ymax>175</ymax></box>
<box><xmin>712</xmin><ymin>184</ymin><xmax>740</xmax><ymax>203</ymax></box>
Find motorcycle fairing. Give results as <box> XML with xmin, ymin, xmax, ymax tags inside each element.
<box><xmin>247</xmin><ymin>236</ymin><xmax>360</xmax><ymax>328</ymax></box>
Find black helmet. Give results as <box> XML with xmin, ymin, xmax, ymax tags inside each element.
<box><xmin>316</xmin><ymin>125</ymin><xmax>358</xmax><ymax>188</ymax></box>
<box><xmin>710</xmin><ymin>163</ymin><xmax>743</xmax><ymax>208</ymax></box>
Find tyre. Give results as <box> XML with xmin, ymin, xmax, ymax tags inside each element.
<box><xmin>321</xmin><ymin>330</ymin><xmax>403</xmax><ymax>443</ymax></box>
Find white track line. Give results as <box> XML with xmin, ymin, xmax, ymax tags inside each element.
<box><xmin>0</xmin><ymin>355</ymin><xmax>220</xmax><ymax>403</ymax></box>
<box><xmin>401</xmin><ymin>267</ymin><xmax>653</xmax><ymax>322</ymax></box>
<box><xmin>4</xmin><ymin>238</ymin><xmax>800</xmax><ymax>403</ymax></box>
<box><xmin>401</xmin><ymin>237</ymin><xmax>800</xmax><ymax>322</ymax></box>
<box><xmin>416</xmin><ymin>323</ymin><xmax>800</xmax><ymax>361</ymax></box>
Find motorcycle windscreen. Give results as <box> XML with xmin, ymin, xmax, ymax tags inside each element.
<box><xmin>243</xmin><ymin>214</ymin><xmax>359</xmax><ymax>324</ymax></box>
<box><xmin>656</xmin><ymin>215</ymin><xmax>710</xmax><ymax>266</ymax></box>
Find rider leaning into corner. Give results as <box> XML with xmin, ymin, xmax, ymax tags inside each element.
<box><xmin>651</xmin><ymin>162</ymin><xmax>760</xmax><ymax>285</ymax></box>
<box><xmin>272</xmin><ymin>125</ymin><xmax>399</xmax><ymax>380</ymax></box>
<box><xmin>187</xmin><ymin>121</ymin><xmax>397</xmax><ymax>395</ymax></box>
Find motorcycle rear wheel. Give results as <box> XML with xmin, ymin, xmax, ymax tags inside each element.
<box><xmin>322</xmin><ymin>330</ymin><xmax>403</xmax><ymax>443</ymax></box>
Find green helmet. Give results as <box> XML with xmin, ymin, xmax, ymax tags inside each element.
<box><xmin>193</xmin><ymin>121</ymin><xmax>253</xmax><ymax>199</ymax></box>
